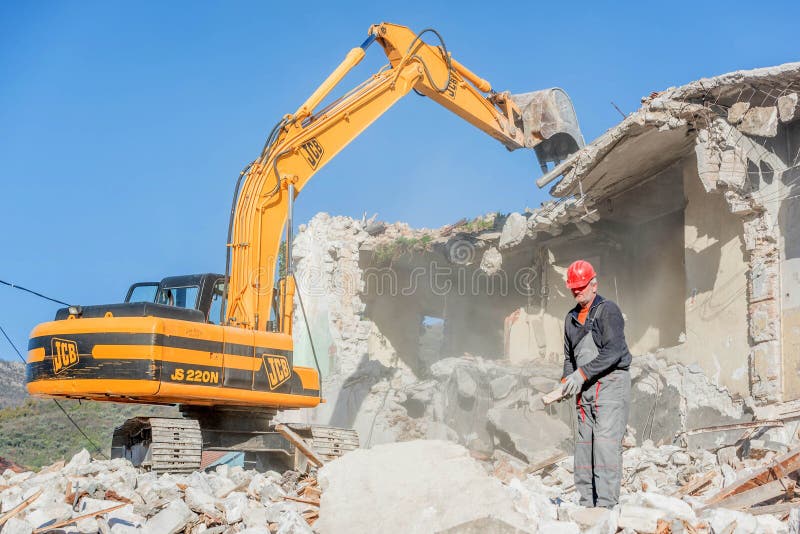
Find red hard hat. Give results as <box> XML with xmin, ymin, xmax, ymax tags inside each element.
<box><xmin>566</xmin><ymin>260</ymin><xmax>596</xmax><ymax>289</ymax></box>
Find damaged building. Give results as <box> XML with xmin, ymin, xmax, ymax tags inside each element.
<box><xmin>282</xmin><ymin>62</ymin><xmax>800</xmax><ymax>461</ymax></box>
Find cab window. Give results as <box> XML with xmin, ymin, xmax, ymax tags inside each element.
<box><xmin>156</xmin><ymin>285</ymin><xmax>200</xmax><ymax>309</ymax></box>
<box><xmin>126</xmin><ymin>282</ymin><xmax>158</xmax><ymax>303</ymax></box>
<box><xmin>207</xmin><ymin>279</ymin><xmax>225</xmax><ymax>324</ymax></box>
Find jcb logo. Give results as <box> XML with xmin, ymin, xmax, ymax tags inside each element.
<box><xmin>446</xmin><ymin>76</ymin><xmax>457</xmax><ymax>99</ymax></box>
<box><xmin>299</xmin><ymin>138</ymin><xmax>324</xmax><ymax>169</ymax></box>
<box><xmin>51</xmin><ymin>338</ymin><xmax>79</xmax><ymax>374</ymax></box>
<box><xmin>263</xmin><ymin>354</ymin><xmax>291</xmax><ymax>390</ymax></box>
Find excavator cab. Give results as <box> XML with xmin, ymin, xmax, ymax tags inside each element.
<box><xmin>119</xmin><ymin>274</ymin><xmax>226</xmax><ymax>324</ymax></box>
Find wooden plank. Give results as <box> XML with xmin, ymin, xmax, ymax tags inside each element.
<box><xmin>0</xmin><ymin>488</ymin><xmax>43</xmax><ymax>526</ymax></box>
<box><xmin>704</xmin><ymin>445</ymin><xmax>800</xmax><ymax>505</ymax></box>
<box><xmin>276</xmin><ymin>424</ymin><xmax>325</xmax><ymax>468</ymax></box>
<box><xmin>672</xmin><ymin>471</ymin><xmax>717</xmax><ymax>497</ymax></box>
<box><xmin>748</xmin><ymin>501</ymin><xmax>800</xmax><ymax>516</ymax></box>
<box><xmin>526</xmin><ymin>452</ymin><xmax>569</xmax><ymax>475</ymax></box>
<box><xmin>281</xmin><ymin>495</ymin><xmax>320</xmax><ymax>506</ymax></box>
<box><xmin>686</xmin><ymin>420</ymin><xmax>783</xmax><ymax>436</ymax></box>
<box><xmin>708</xmin><ymin>478</ymin><xmax>792</xmax><ymax>510</ymax></box>
<box><xmin>32</xmin><ymin>502</ymin><xmax>127</xmax><ymax>533</ymax></box>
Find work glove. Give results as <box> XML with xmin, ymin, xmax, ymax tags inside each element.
<box><xmin>562</xmin><ymin>369</ymin><xmax>586</xmax><ymax>397</ymax></box>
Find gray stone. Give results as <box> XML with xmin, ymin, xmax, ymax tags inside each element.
<box><xmin>436</xmin><ymin>516</ymin><xmax>531</xmax><ymax>533</ymax></box>
<box><xmin>315</xmin><ymin>440</ymin><xmax>528</xmax><ymax>533</ymax></box>
<box><xmin>1</xmin><ymin>517</ymin><xmax>34</xmax><ymax>534</ymax></box>
<box><xmin>789</xmin><ymin>507</ymin><xmax>800</xmax><ymax>534</ymax></box>
<box><xmin>275</xmin><ymin>509</ymin><xmax>314</xmax><ymax>534</ymax></box>
<box><xmin>490</xmin><ymin>375</ymin><xmax>517</xmax><ymax>400</ymax></box>
<box><xmin>480</xmin><ymin>247</ymin><xmax>502</xmax><ymax>275</ymax></box>
<box><xmin>537</xmin><ymin>520</ymin><xmax>580</xmax><ymax>534</ymax></box>
<box><xmin>64</xmin><ymin>449</ymin><xmax>92</xmax><ymax>473</ymax></box>
<box><xmin>219</xmin><ymin>491</ymin><xmax>248</xmax><ymax>524</ymax></box>
<box><xmin>566</xmin><ymin>507</ymin><xmax>617</xmax><ymax>531</ymax></box>
<box><xmin>143</xmin><ymin>499</ymin><xmax>194</xmax><ymax>534</ymax></box>
<box><xmin>778</xmin><ymin>93</ymin><xmax>799</xmax><ymax>123</ymax></box>
<box><xmin>670</xmin><ymin>451</ymin><xmax>690</xmax><ymax>466</ymax></box>
<box><xmin>25</xmin><ymin>504</ymin><xmax>73</xmax><ymax>530</ymax></box>
<box><xmin>738</xmin><ymin>106</ymin><xmax>778</xmax><ymax>137</ymax></box>
<box><xmin>264</xmin><ymin>501</ymin><xmax>298</xmax><ymax>523</ymax></box>
<box><xmin>528</xmin><ymin>376</ymin><xmax>558</xmax><ymax>394</ymax></box>
<box><xmin>75</xmin><ymin>518</ymin><xmax>100</xmax><ymax>533</ymax></box>
<box><xmin>727</xmin><ymin>101</ymin><xmax>750</xmax><ymax>124</ymax></box>
<box><xmin>242</xmin><ymin>504</ymin><xmax>268</xmax><ymax>529</ymax></box>
<box><xmin>454</xmin><ymin>367</ymin><xmax>478</xmax><ymax>400</ymax></box>
<box><xmin>617</xmin><ymin>505</ymin><xmax>666</xmax><ymax>533</ymax></box>
<box><xmin>184</xmin><ymin>485</ymin><xmax>218</xmax><ymax>517</ymax></box>
<box><xmin>487</xmin><ymin>407</ymin><xmax>571</xmax><ymax>463</ymax></box>
<box><xmin>701</xmin><ymin>507</ymin><xmax>758</xmax><ymax>534</ymax></box>
<box><xmin>633</xmin><ymin>491</ymin><xmax>695</xmax><ymax>522</ymax></box>
<box><xmin>499</xmin><ymin>213</ymin><xmax>526</xmax><ymax>250</ymax></box>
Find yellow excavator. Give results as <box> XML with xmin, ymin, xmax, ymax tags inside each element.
<box><xmin>25</xmin><ymin>22</ymin><xmax>583</xmax><ymax>472</ymax></box>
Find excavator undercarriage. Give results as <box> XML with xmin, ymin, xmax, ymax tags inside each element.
<box><xmin>111</xmin><ymin>407</ymin><xmax>358</xmax><ymax>473</ymax></box>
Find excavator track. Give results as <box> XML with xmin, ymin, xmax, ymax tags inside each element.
<box><xmin>286</xmin><ymin>424</ymin><xmax>360</xmax><ymax>463</ymax></box>
<box><xmin>112</xmin><ymin>409</ymin><xmax>359</xmax><ymax>474</ymax></box>
<box><xmin>111</xmin><ymin>417</ymin><xmax>202</xmax><ymax>474</ymax></box>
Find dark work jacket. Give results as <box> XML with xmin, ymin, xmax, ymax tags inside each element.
<box><xmin>562</xmin><ymin>294</ymin><xmax>632</xmax><ymax>382</ymax></box>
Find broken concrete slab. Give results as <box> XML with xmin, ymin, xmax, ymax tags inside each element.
<box><xmin>490</xmin><ymin>375</ymin><xmax>517</xmax><ymax>400</ymax></box>
<box><xmin>728</xmin><ymin>101</ymin><xmax>750</xmax><ymax>124</ymax></box>
<box><xmin>499</xmin><ymin>213</ymin><xmax>527</xmax><ymax>250</ymax></box>
<box><xmin>436</xmin><ymin>516</ymin><xmax>531</xmax><ymax>533</ymax></box>
<box><xmin>617</xmin><ymin>504</ymin><xmax>667</xmax><ymax>533</ymax></box>
<box><xmin>480</xmin><ymin>246</ymin><xmax>502</xmax><ymax>274</ymax></box>
<box><xmin>142</xmin><ymin>500</ymin><xmax>194</xmax><ymax>534</ymax></box>
<box><xmin>315</xmin><ymin>440</ymin><xmax>529</xmax><ymax>534</ymax></box>
<box><xmin>738</xmin><ymin>106</ymin><xmax>779</xmax><ymax>137</ymax></box>
<box><xmin>487</xmin><ymin>407</ymin><xmax>571</xmax><ymax>464</ymax></box>
<box><xmin>778</xmin><ymin>93</ymin><xmax>799</xmax><ymax>123</ymax></box>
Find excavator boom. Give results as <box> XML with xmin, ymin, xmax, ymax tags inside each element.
<box><xmin>25</xmin><ymin>22</ymin><xmax>583</xmax><ymax>473</ymax></box>
<box><xmin>226</xmin><ymin>22</ymin><xmax>583</xmax><ymax>332</ymax></box>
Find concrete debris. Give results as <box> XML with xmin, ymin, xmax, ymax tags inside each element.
<box><xmin>738</xmin><ymin>106</ymin><xmax>779</xmax><ymax>137</ymax></box>
<box><xmin>0</xmin><ymin>449</ymin><xmax>323</xmax><ymax>533</ymax></box>
<box><xmin>480</xmin><ymin>246</ymin><xmax>503</xmax><ymax>275</ymax></box>
<box><xmin>498</xmin><ymin>212</ymin><xmax>527</xmax><ymax>250</ymax></box>
<box><xmin>728</xmin><ymin>101</ymin><xmax>750</xmax><ymax>124</ymax></box>
<box><xmin>315</xmin><ymin>440</ymin><xmax>529</xmax><ymax>533</ymax></box>
<box><xmin>778</xmin><ymin>93</ymin><xmax>799</xmax><ymax>122</ymax></box>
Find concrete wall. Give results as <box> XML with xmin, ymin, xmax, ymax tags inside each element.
<box><xmin>779</xmin><ymin>122</ymin><xmax>800</xmax><ymax>399</ymax></box>
<box><xmin>679</xmin><ymin>157</ymin><xmax>750</xmax><ymax>396</ymax></box>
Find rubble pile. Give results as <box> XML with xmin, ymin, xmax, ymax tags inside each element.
<box><xmin>0</xmin><ymin>450</ymin><xmax>320</xmax><ymax>534</ymax></box>
<box><xmin>4</xmin><ymin>434</ymin><xmax>800</xmax><ymax>533</ymax></box>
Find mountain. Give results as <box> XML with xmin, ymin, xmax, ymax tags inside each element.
<box><xmin>0</xmin><ymin>360</ymin><xmax>178</xmax><ymax>469</ymax></box>
<box><xmin>0</xmin><ymin>360</ymin><xmax>27</xmax><ymax>408</ymax></box>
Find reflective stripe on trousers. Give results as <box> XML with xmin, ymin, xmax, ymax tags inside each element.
<box><xmin>573</xmin><ymin>331</ymin><xmax>630</xmax><ymax>508</ymax></box>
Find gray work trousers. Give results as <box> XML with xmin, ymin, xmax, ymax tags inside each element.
<box><xmin>574</xmin><ymin>368</ymin><xmax>631</xmax><ymax>507</ymax></box>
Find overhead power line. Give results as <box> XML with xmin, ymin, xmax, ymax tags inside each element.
<box><xmin>0</xmin><ymin>279</ymin><xmax>71</xmax><ymax>307</ymax></box>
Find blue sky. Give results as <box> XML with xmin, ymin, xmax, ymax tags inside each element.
<box><xmin>1</xmin><ymin>1</ymin><xmax>798</xmax><ymax>359</ymax></box>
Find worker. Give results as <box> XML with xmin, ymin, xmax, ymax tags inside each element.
<box><xmin>561</xmin><ymin>260</ymin><xmax>632</xmax><ymax>508</ymax></box>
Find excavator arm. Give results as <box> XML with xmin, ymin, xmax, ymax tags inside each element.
<box><xmin>225</xmin><ymin>22</ymin><xmax>583</xmax><ymax>331</ymax></box>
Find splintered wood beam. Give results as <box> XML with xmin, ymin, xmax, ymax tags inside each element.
<box><xmin>275</xmin><ymin>424</ymin><xmax>325</xmax><ymax>468</ymax></box>
<box><xmin>704</xmin><ymin>446</ymin><xmax>800</xmax><ymax>505</ymax></box>
<box><xmin>0</xmin><ymin>488</ymin><xmax>43</xmax><ymax>527</ymax></box>
<box><xmin>686</xmin><ymin>420</ymin><xmax>783</xmax><ymax>436</ymax></box>
<box><xmin>672</xmin><ymin>471</ymin><xmax>716</xmax><ymax>497</ymax></box>
<box><xmin>706</xmin><ymin>478</ymin><xmax>793</xmax><ymax>511</ymax></box>
<box><xmin>32</xmin><ymin>502</ymin><xmax>128</xmax><ymax>534</ymax></box>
